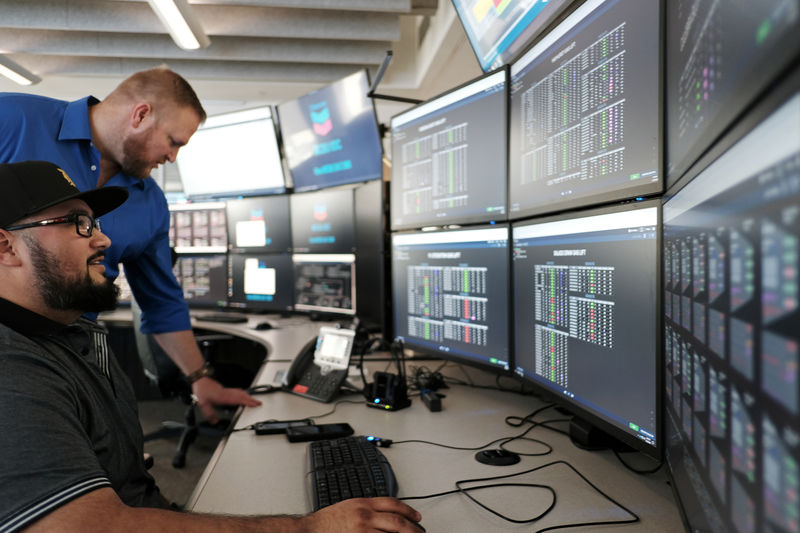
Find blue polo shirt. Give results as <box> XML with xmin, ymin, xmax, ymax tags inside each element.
<box><xmin>0</xmin><ymin>93</ymin><xmax>191</xmax><ymax>334</ymax></box>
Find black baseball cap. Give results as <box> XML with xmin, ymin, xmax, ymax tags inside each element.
<box><xmin>0</xmin><ymin>161</ymin><xmax>129</xmax><ymax>228</ymax></box>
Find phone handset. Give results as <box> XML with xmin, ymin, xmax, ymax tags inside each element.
<box><xmin>282</xmin><ymin>336</ymin><xmax>318</xmax><ymax>389</ymax></box>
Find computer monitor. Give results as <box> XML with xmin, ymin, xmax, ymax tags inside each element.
<box><xmin>512</xmin><ymin>200</ymin><xmax>660</xmax><ymax>458</ymax></box>
<box><xmin>354</xmin><ymin>179</ymin><xmax>390</xmax><ymax>335</ymax></box>
<box><xmin>290</xmin><ymin>187</ymin><xmax>356</xmax><ymax>254</ymax></box>
<box><xmin>226</xmin><ymin>195</ymin><xmax>292</xmax><ymax>254</ymax></box>
<box><xmin>278</xmin><ymin>69</ymin><xmax>383</xmax><ymax>192</ymax></box>
<box><xmin>452</xmin><ymin>0</ymin><xmax>576</xmax><ymax>72</ymax></box>
<box><xmin>662</xmin><ymin>84</ymin><xmax>800</xmax><ymax>533</ymax></box>
<box><xmin>665</xmin><ymin>0</ymin><xmax>800</xmax><ymax>186</ymax></box>
<box><xmin>508</xmin><ymin>0</ymin><xmax>661</xmax><ymax>219</ymax></box>
<box><xmin>174</xmin><ymin>254</ymin><xmax>229</xmax><ymax>309</ymax></box>
<box><xmin>293</xmin><ymin>254</ymin><xmax>356</xmax><ymax>316</ymax></box>
<box><xmin>169</xmin><ymin>202</ymin><xmax>228</xmax><ymax>253</ymax></box>
<box><xmin>391</xmin><ymin>225</ymin><xmax>511</xmax><ymax>372</ymax></box>
<box><xmin>175</xmin><ymin>107</ymin><xmax>286</xmax><ymax>199</ymax></box>
<box><xmin>390</xmin><ymin>69</ymin><xmax>508</xmax><ymax>230</ymax></box>
<box><xmin>227</xmin><ymin>253</ymin><xmax>294</xmax><ymax>312</ymax></box>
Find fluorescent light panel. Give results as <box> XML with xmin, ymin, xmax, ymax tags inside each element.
<box><xmin>0</xmin><ymin>55</ymin><xmax>40</xmax><ymax>86</ymax></box>
<box><xmin>147</xmin><ymin>0</ymin><xmax>211</xmax><ymax>50</ymax></box>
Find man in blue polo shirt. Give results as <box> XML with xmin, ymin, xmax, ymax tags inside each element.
<box><xmin>0</xmin><ymin>67</ymin><xmax>259</xmax><ymax>420</ymax></box>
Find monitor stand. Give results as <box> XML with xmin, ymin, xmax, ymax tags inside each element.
<box><xmin>568</xmin><ymin>417</ymin><xmax>634</xmax><ymax>453</ymax></box>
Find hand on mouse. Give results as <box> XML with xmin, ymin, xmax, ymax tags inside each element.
<box><xmin>299</xmin><ymin>497</ymin><xmax>423</xmax><ymax>533</ymax></box>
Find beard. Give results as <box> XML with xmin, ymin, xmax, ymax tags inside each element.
<box><xmin>120</xmin><ymin>133</ymin><xmax>155</xmax><ymax>179</ymax></box>
<box><xmin>24</xmin><ymin>235</ymin><xmax>119</xmax><ymax>313</ymax></box>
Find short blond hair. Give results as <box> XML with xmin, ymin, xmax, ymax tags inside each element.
<box><xmin>107</xmin><ymin>66</ymin><xmax>207</xmax><ymax>123</ymax></box>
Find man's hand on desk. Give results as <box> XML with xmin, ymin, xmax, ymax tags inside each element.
<box><xmin>191</xmin><ymin>377</ymin><xmax>261</xmax><ymax>423</ymax></box>
<box><xmin>301</xmin><ymin>498</ymin><xmax>424</xmax><ymax>533</ymax></box>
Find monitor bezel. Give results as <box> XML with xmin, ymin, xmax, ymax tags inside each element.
<box><xmin>225</xmin><ymin>194</ymin><xmax>292</xmax><ymax>255</ymax></box>
<box><xmin>511</xmin><ymin>198</ymin><xmax>663</xmax><ymax>460</ymax></box>
<box><xmin>450</xmin><ymin>0</ymin><xmax>579</xmax><ymax>73</ymax></box>
<box><xmin>277</xmin><ymin>68</ymin><xmax>384</xmax><ymax>193</ymax></box>
<box><xmin>389</xmin><ymin>67</ymin><xmax>510</xmax><ymax>231</ymax></box>
<box><xmin>391</xmin><ymin>223</ymin><xmax>513</xmax><ymax>375</ymax></box>
<box><xmin>507</xmin><ymin>0</ymin><xmax>664</xmax><ymax>221</ymax></box>
<box><xmin>177</xmin><ymin>106</ymin><xmax>287</xmax><ymax>201</ymax></box>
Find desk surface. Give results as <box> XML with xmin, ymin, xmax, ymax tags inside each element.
<box><xmin>187</xmin><ymin>357</ymin><xmax>685</xmax><ymax>532</ymax></box>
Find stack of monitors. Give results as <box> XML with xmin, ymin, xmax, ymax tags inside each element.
<box><xmin>176</xmin><ymin>107</ymin><xmax>286</xmax><ymax>200</ymax></box>
<box><xmin>662</xmin><ymin>83</ymin><xmax>800</xmax><ymax>533</ymax></box>
<box><xmin>278</xmin><ymin>69</ymin><xmax>383</xmax><ymax>192</ymax></box>
<box><xmin>290</xmin><ymin>187</ymin><xmax>358</xmax><ymax>316</ymax></box>
<box><xmin>391</xmin><ymin>226</ymin><xmax>511</xmax><ymax>372</ymax></box>
<box><xmin>508</xmin><ymin>0</ymin><xmax>661</xmax><ymax>218</ymax></box>
<box><xmin>226</xmin><ymin>195</ymin><xmax>294</xmax><ymax>312</ymax></box>
<box><xmin>390</xmin><ymin>68</ymin><xmax>508</xmax><ymax>230</ymax></box>
<box><xmin>512</xmin><ymin>202</ymin><xmax>660</xmax><ymax>457</ymax></box>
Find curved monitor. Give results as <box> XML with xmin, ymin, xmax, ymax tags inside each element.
<box><xmin>278</xmin><ymin>70</ymin><xmax>383</xmax><ymax>192</ymax></box>
<box><xmin>391</xmin><ymin>225</ymin><xmax>511</xmax><ymax>373</ymax></box>
<box><xmin>452</xmin><ymin>0</ymin><xmax>576</xmax><ymax>72</ymax></box>
<box><xmin>512</xmin><ymin>200</ymin><xmax>661</xmax><ymax>458</ymax></box>
<box><xmin>663</xmin><ymin>85</ymin><xmax>800</xmax><ymax>533</ymax></box>
<box><xmin>176</xmin><ymin>107</ymin><xmax>286</xmax><ymax>200</ymax></box>
<box><xmin>390</xmin><ymin>69</ymin><xmax>508</xmax><ymax>230</ymax></box>
<box><xmin>509</xmin><ymin>0</ymin><xmax>661</xmax><ymax>219</ymax></box>
<box><xmin>665</xmin><ymin>0</ymin><xmax>800</xmax><ymax>186</ymax></box>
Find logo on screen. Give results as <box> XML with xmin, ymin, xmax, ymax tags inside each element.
<box><xmin>309</xmin><ymin>101</ymin><xmax>333</xmax><ymax>136</ymax></box>
<box><xmin>313</xmin><ymin>203</ymin><xmax>328</xmax><ymax>221</ymax></box>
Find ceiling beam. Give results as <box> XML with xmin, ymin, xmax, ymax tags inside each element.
<box><xmin>0</xmin><ymin>0</ymin><xmax>402</xmax><ymax>41</ymax></box>
<box><xmin>0</xmin><ymin>29</ymin><xmax>392</xmax><ymax>65</ymax></box>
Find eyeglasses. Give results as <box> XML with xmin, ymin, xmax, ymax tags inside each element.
<box><xmin>4</xmin><ymin>214</ymin><xmax>101</xmax><ymax>238</ymax></box>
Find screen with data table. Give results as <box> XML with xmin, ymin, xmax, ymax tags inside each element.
<box><xmin>663</xmin><ymin>91</ymin><xmax>800</xmax><ymax>533</ymax></box>
<box><xmin>391</xmin><ymin>226</ymin><xmax>510</xmax><ymax>372</ymax></box>
<box><xmin>390</xmin><ymin>69</ymin><xmax>508</xmax><ymax>230</ymax></box>
<box><xmin>665</xmin><ymin>0</ymin><xmax>800</xmax><ymax>185</ymax></box>
<box><xmin>509</xmin><ymin>0</ymin><xmax>661</xmax><ymax>219</ymax></box>
<box><xmin>512</xmin><ymin>201</ymin><xmax>660</xmax><ymax>456</ymax></box>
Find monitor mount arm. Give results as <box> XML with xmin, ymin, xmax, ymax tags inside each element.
<box><xmin>367</xmin><ymin>51</ymin><xmax>423</xmax><ymax>105</ymax></box>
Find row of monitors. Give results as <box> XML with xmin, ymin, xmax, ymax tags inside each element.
<box><xmin>120</xmin><ymin>253</ymin><xmax>357</xmax><ymax>316</ymax></box>
<box><xmin>169</xmin><ymin>183</ymin><xmax>376</xmax><ymax>255</ymax></box>
<box><xmin>391</xmin><ymin>83</ymin><xmax>799</xmax><ymax>533</ymax></box>
<box><xmin>176</xmin><ymin>70</ymin><xmax>383</xmax><ymax>199</ymax></box>
<box><xmin>390</xmin><ymin>0</ymin><xmax>800</xmax><ymax>230</ymax></box>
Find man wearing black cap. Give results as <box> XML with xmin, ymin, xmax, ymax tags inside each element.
<box><xmin>0</xmin><ymin>160</ymin><xmax>422</xmax><ymax>533</ymax></box>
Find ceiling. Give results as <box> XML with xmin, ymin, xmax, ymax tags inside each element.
<box><xmin>0</xmin><ymin>0</ymin><xmax>482</xmax><ymax>123</ymax></box>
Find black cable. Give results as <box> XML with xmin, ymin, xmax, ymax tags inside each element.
<box><xmin>304</xmin><ymin>398</ymin><xmax>365</xmax><ymax>421</ymax></box>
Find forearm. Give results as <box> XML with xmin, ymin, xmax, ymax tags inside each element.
<box><xmin>151</xmin><ymin>329</ymin><xmax>205</xmax><ymax>375</ymax></box>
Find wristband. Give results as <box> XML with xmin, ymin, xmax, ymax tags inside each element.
<box><xmin>186</xmin><ymin>362</ymin><xmax>214</xmax><ymax>384</ymax></box>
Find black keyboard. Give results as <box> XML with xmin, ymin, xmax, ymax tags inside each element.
<box><xmin>194</xmin><ymin>313</ymin><xmax>248</xmax><ymax>324</ymax></box>
<box><xmin>307</xmin><ymin>436</ymin><xmax>398</xmax><ymax>510</ymax></box>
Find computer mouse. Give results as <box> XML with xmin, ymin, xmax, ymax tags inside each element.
<box><xmin>254</xmin><ymin>321</ymin><xmax>274</xmax><ymax>330</ymax></box>
<box><xmin>474</xmin><ymin>448</ymin><xmax>521</xmax><ymax>466</ymax></box>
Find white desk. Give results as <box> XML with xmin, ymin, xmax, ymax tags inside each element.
<box><xmin>187</xmin><ymin>357</ymin><xmax>685</xmax><ymax>532</ymax></box>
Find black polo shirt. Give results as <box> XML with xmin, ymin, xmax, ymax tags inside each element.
<box><xmin>0</xmin><ymin>298</ymin><xmax>169</xmax><ymax>533</ymax></box>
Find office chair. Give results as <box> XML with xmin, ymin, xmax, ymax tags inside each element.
<box><xmin>131</xmin><ymin>297</ymin><xmax>249</xmax><ymax>468</ymax></box>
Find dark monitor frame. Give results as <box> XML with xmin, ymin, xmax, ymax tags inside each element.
<box><xmin>664</xmin><ymin>1</ymin><xmax>800</xmax><ymax>189</ymax></box>
<box><xmin>226</xmin><ymin>252</ymin><xmax>295</xmax><ymax>313</ymax></box>
<box><xmin>391</xmin><ymin>224</ymin><xmax>513</xmax><ymax>375</ymax></box>
<box><xmin>226</xmin><ymin>194</ymin><xmax>292</xmax><ymax>254</ymax></box>
<box><xmin>389</xmin><ymin>67</ymin><xmax>510</xmax><ymax>231</ymax></box>
<box><xmin>292</xmin><ymin>253</ymin><xmax>357</xmax><ymax>317</ymax></box>
<box><xmin>277</xmin><ymin>69</ymin><xmax>384</xmax><ymax>192</ymax></box>
<box><xmin>174</xmin><ymin>253</ymin><xmax>230</xmax><ymax>310</ymax></box>
<box><xmin>661</xmin><ymin>65</ymin><xmax>800</xmax><ymax>533</ymax></box>
<box><xmin>511</xmin><ymin>199</ymin><xmax>663</xmax><ymax>460</ymax></box>
<box><xmin>508</xmin><ymin>0</ymin><xmax>664</xmax><ymax>220</ymax></box>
